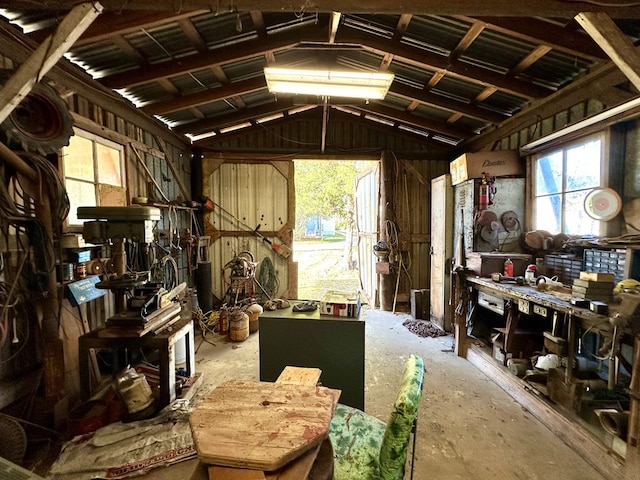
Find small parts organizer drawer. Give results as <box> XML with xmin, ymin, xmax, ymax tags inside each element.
<box><xmin>478</xmin><ymin>291</ymin><xmax>505</xmax><ymax>316</ymax></box>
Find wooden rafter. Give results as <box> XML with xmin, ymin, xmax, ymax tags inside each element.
<box><xmin>29</xmin><ymin>9</ymin><xmax>209</xmax><ymax>45</ymax></box>
<box><xmin>450</xmin><ymin>22</ymin><xmax>485</xmax><ymax>63</ymax></box>
<box><xmin>459</xmin><ymin>61</ymin><xmax>630</xmax><ymax>152</ymax></box>
<box><xmin>464</xmin><ymin>16</ymin><xmax>607</xmax><ymax>61</ymax></box>
<box><xmin>173</xmin><ymin>99</ymin><xmax>298</xmax><ymax>135</ymax></box>
<box><xmin>575</xmin><ymin>12</ymin><xmax>640</xmax><ymax>92</ymax></box>
<box><xmin>0</xmin><ymin>2</ymin><xmax>103</xmax><ymax>124</ymax></box>
<box><xmin>5</xmin><ymin>0</ymin><xmax>640</xmax><ymax>17</ymax></box>
<box><xmin>336</xmin><ymin>26</ymin><xmax>553</xmax><ymax>99</ymax></box>
<box><xmin>195</xmin><ymin>107</ymin><xmax>446</xmax><ymax>151</ymax></box>
<box><xmin>99</xmin><ymin>25</ymin><xmax>326</xmax><ymax>88</ymax></box>
<box><xmin>142</xmin><ymin>76</ymin><xmax>267</xmax><ymax>115</ymax></box>
<box><xmin>389</xmin><ymin>83</ymin><xmax>506</xmax><ymax>123</ymax></box>
<box><xmin>380</xmin><ymin>14</ymin><xmax>412</xmax><ymax>71</ymax></box>
<box><xmin>353</xmin><ymin>102</ymin><xmax>474</xmax><ymax>139</ymax></box>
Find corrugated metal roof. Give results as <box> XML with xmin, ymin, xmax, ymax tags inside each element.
<box><xmin>1</xmin><ymin>5</ymin><xmax>634</xmax><ymax>154</ymax></box>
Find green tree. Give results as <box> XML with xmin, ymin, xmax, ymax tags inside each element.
<box><xmin>294</xmin><ymin>160</ymin><xmax>373</xmax><ymax>238</ymax></box>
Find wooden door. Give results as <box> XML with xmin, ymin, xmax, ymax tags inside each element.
<box><xmin>430</xmin><ymin>174</ymin><xmax>453</xmax><ymax>331</ymax></box>
<box><xmin>355</xmin><ymin>163</ymin><xmax>380</xmax><ymax>305</ymax></box>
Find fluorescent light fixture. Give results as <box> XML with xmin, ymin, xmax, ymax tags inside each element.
<box><xmin>264</xmin><ymin>67</ymin><xmax>394</xmax><ymax>99</ymax></box>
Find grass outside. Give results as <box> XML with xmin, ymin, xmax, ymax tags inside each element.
<box><xmin>294</xmin><ymin>237</ymin><xmax>360</xmax><ymax>300</ymax></box>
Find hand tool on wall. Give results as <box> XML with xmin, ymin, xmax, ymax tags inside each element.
<box><xmin>206</xmin><ymin>199</ymin><xmax>292</xmax><ymax>259</ymax></box>
<box><xmin>253</xmin><ymin>224</ymin><xmax>292</xmax><ymax>258</ymax></box>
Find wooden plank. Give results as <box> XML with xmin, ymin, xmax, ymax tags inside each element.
<box><xmin>575</xmin><ymin>12</ymin><xmax>640</xmax><ymax>92</ymax></box>
<box><xmin>190</xmin><ymin>380</ymin><xmax>337</xmax><ymax>471</ymax></box>
<box><xmin>204</xmin><ymin>369</ymin><xmax>326</xmax><ymax>478</ymax></box>
<box><xmin>276</xmin><ymin>367</ymin><xmax>322</xmax><ymax>386</ymax></box>
<box><xmin>0</xmin><ymin>2</ymin><xmax>102</xmax><ymax>124</ymax></box>
<box><xmin>209</xmin><ymin>466</ymin><xmax>266</xmax><ymax>480</ymax></box>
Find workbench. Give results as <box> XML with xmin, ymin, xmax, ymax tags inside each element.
<box><xmin>457</xmin><ymin>273</ymin><xmax>640</xmax><ymax>480</ymax></box>
<box><xmin>259</xmin><ymin>303</ymin><xmax>365</xmax><ymax>410</ymax></box>
<box><xmin>78</xmin><ymin>315</ymin><xmax>195</xmax><ymax>408</ymax></box>
<box><xmin>462</xmin><ymin>275</ymin><xmax>612</xmax><ymax>360</ymax></box>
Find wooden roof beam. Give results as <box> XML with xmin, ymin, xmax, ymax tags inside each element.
<box><xmin>142</xmin><ymin>76</ymin><xmax>267</xmax><ymax>115</ymax></box>
<box><xmin>31</xmin><ymin>9</ymin><xmax>209</xmax><ymax>46</ymax></box>
<box><xmin>459</xmin><ymin>61</ymin><xmax>629</xmax><ymax>152</ymax></box>
<box><xmin>353</xmin><ymin>102</ymin><xmax>474</xmax><ymax>140</ymax></box>
<box><xmin>462</xmin><ymin>16</ymin><xmax>608</xmax><ymax>61</ymax></box>
<box><xmin>575</xmin><ymin>12</ymin><xmax>640</xmax><ymax>92</ymax></box>
<box><xmin>0</xmin><ymin>2</ymin><xmax>103</xmax><ymax>124</ymax></box>
<box><xmin>173</xmin><ymin>99</ymin><xmax>298</xmax><ymax>135</ymax></box>
<box><xmin>336</xmin><ymin>26</ymin><xmax>553</xmax><ymax>99</ymax></box>
<box><xmin>380</xmin><ymin>14</ymin><xmax>412</xmax><ymax>71</ymax></box>
<box><xmin>5</xmin><ymin>1</ymin><xmax>640</xmax><ymax>17</ymax></box>
<box><xmin>389</xmin><ymin>83</ymin><xmax>506</xmax><ymax>123</ymax></box>
<box><xmin>196</xmin><ymin>107</ymin><xmax>444</xmax><ymax>150</ymax></box>
<box><xmin>99</xmin><ymin>25</ymin><xmax>326</xmax><ymax>89</ymax></box>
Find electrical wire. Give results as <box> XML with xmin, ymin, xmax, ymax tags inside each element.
<box><xmin>194</xmin><ymin>307</ymin><xmax>219</xmax><ymax>350</ymax></box>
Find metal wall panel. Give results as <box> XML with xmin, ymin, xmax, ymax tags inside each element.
<box><xmin>205</xmin><ymin>161</ymin><xmax>291</xmax><ymax>302</ymax></box>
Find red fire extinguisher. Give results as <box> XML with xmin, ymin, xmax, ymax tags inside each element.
<box><xmin>479</xmin><ymin>173</ymin><xmax>496</xmax><ymax>211</ymax></box>
<box><xmin>479</xmin><ymin>183</ymin><xmax>489</xmax><ymax>211</ymax></box>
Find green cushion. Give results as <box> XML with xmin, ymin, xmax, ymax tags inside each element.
<box><xmin>329</xmin><ymin>403</ymin><xmax>386</xmax><ymax>480</ymax></box>
<box><xmin>329</xmin><ymin>354</ymin><xmax>425</xmax><ymax>480</ymax></box>
<box><xmin>379</xmin><ymin>354</ymin><xmax>425</xmax><ymax>480</ymax></box>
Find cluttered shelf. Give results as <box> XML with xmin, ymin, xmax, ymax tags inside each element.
<box><xmin>457</xmin><ymin>272</ymin><xmax>639</xmax><ymax>480</ymax></box>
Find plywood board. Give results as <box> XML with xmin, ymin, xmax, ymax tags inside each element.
<box><xmin>276</xmin><ymin>366</ymin><xmax>321</xmax><ymax>386</ymax></box>
<box><xmin>190</xmin><ymin>380</ymin><xmax>339</xmax><ymax>471</ymax></box>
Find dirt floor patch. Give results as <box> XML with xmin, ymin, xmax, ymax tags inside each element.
<box><xmin>403</xmin><ymin>319</ymin><xmax>448</xmax><ymax>338</ymax></box>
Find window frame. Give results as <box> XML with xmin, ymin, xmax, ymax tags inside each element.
<box><xmin>529</xmin><ymin>131</ymin><xmax>611</xmax><ymax>237</ymax></box>
<box><xmin>60</xmin><ymin>128</ymin><xmax>126</xmax><ymax>231</ymax></box>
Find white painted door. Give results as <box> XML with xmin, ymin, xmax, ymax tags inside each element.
<box><xmin>430</xmin><ymin>174</ymin><xmax>454</xmax><ymax>331</ymax></box>
<box><xmin>355</xmin><ymin>163</ymin><xmax>380</xmax><ymax>305</ymax></box>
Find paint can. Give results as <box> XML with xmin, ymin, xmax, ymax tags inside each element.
<box><xmin>75</xmin><ymin>262</ymin><xmax>87</xmax><ymax>279</ymax></box>
<box><xmin>118</xmin><ymin>374</ymin><xmax>154</xmax><ymax>414</ymax></box>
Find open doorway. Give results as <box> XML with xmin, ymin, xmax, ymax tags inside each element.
<box><xmin>293</xmin><ymin>159</ymin><xmax>377</xmax><ymax>301</ymax></box>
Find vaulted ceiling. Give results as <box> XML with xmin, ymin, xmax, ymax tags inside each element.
<box><xmin>1</xmin><ymin>1</ymin><xmax>639</xmax><ymax>157</ymax></box>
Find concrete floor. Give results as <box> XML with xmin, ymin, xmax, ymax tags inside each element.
<box><xmin>152</xmin><ymin>305</ymin><xmax>606</xmax><ymax>480</ymax></box>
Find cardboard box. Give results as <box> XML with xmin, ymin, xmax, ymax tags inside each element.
<box><xmin>450</xmin><ymin>150</ymin><xmax>523</xmax><ymax>185</ymax></box>
<box><xmin>320</xmin><ymin>290</ymin><xmax>361</xmax><ymax>317</ymax></box>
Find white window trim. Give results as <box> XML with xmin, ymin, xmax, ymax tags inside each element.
<box><xmin>530</xmin><ymin>131</ymin><xmax>609</xmax><ymax>236</ymax></box>
<box><xmin>61</xmin><ymin>127</ymin><xmax>126</xmax><ymax>230</ymax></box>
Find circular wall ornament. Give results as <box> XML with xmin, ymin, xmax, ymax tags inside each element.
<box><xmin>584</xmin><ymin>187</ymin><xmax>622</xmax><ymax>221</ymax></box>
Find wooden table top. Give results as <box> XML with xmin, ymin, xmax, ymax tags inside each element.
<box><xmin>189</xmin><ymin>380</ymin><xmax>340</xmax><ymax>471</ymax></box>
